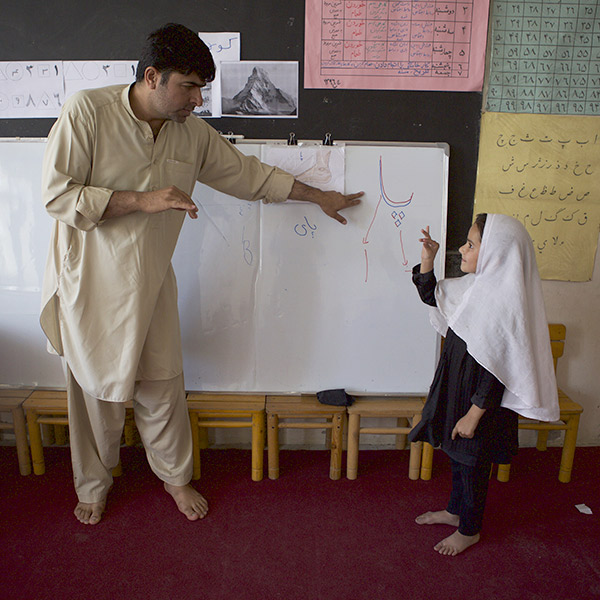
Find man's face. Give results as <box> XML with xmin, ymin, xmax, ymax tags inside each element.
<box><xmin>151</xmin><ymin>71</ymin><xmax>206</xmax><ymax>123</ymax></box>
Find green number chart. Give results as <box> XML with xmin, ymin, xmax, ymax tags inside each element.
<box><xmin>485</xmin><ymin>0</ymin><xmax>600</xmax><ymax>115</ymax></box>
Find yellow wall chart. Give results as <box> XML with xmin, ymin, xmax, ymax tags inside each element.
<box><xmin>474</xmin><ymin>112</ymin><xmax>600</xmax><ymax>280</ymax></box>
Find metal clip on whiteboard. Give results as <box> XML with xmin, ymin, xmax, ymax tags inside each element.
<box><xmin>218</xmin><ymin>131</ymin><xmax>245</xmax><ymax>144</ymax></box>
<box><xmin>287</xmin><ymin>132</ymin><xmax>297</xmax><ymax>145</ymax></box>
<box><xmin>323</xmin><ymin>132</ymin><xmax>334</xmax><ymax>146</ymax></box>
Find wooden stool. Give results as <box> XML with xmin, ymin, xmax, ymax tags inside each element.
<box><xmin>346</xmin><ymin>397</ymin><xmax>425</xmax><ymax>480</ymax></box>
<box><xmin>266</xmin><ymin>395</ymin><xmax>345</xmax><ymax>480</ymax></box>
<box><xmin>496</xmin><ymin>390</ymin><xmax>583</xmax><ymax>483</ymax></box>
<box><xmin>23</xmin><ymin>389</ymin><xmax>134</xmax><ymax>476</ymax></box>
<box><xmin>187</xmin><ymin>393</ymin><xmax>266</xmax><ymax>482</ymax></box>
<box><xmin>0</xmin><ymin>388</ymin><xmax>33</xmax><ymax>475</ymax></box>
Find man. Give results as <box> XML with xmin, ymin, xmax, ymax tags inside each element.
<box><xmin>40</xmin><ymin>23</ymin><xmax>361</xmax><ymax>525</ymax></box>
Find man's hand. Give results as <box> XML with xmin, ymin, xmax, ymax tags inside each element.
<box><xmin>289</xmin><ymin>180</ymin><xmax>363</xmax><ymax>225</ymax></box>
<box><xmin>103</xmin><ymin>186</ymin><xmax>198</xmax><ymax>220</ymax></box>
<box><xmin>137</xmin><ymin>186</ymin><xmax>198</xmax><ymax>218</ymax></box>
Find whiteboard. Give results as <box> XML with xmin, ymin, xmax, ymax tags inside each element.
<box><xmin>0</xmin><ymin>139</ymin><xmax>448</xmax><ymax>394</ymax></box>
<box><xmin>0</xmin><ymin>140</ymin><xmax>65</xmax><ymax>387</ymax></box>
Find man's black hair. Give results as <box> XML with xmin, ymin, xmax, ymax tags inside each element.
<box><xmin>136</xmin><ymin>23</ymin><xmax>215</xmax><ymax>83</ymax></box>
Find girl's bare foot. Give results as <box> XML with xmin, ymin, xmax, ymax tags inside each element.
<box><xmin>164</xmin><ymin>482</ymin><xmax>208</xmax><ymax>520</ymax></box>
<box><xmin>74</xmin><ymin>499</ymin><xmax>106</xmax><ymax>525</ymax></box>
<box><xmin>415</xmin><ymin>509</ymin><xmax>460</xmax><ymax>526</ymax></box>
<box><xmin>434</xmin><ymin>530</ymin><xmax>480</xmax><ymax>555</ymax></box>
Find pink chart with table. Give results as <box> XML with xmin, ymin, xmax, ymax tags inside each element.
<box><xmin>305</xmin><ymin>0</ymin><xmax>491</xmax><ymax>91</ymax></box>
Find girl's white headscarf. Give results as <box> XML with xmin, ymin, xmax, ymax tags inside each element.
<box><xmin>429</xmin><ymin>214</ymin><xmax>559</xmax><ymax>421</ymax></box>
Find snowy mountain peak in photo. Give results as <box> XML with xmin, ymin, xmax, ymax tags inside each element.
<box><xmin>224</xmin><ymin>67</ymin><xmax>296</xmax><ymax>116</ymax></box>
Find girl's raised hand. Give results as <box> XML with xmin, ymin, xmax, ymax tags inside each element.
<box><xmin>419</xmin><ymin>226</ymin><xmax>440</xmax><ymax>271</ymax></box>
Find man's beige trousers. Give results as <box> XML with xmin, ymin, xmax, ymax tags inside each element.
<box><xmin>66</xmin><ymin>368</ymin><xmax>192</xmax><ymax>503</ymax></box>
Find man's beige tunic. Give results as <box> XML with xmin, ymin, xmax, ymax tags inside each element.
<box><xmin>41</xmin><ymin>84</ymin><xmax>294</xmax><ymax>402</ymax></box>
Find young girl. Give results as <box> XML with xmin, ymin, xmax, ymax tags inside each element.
<box><xmin>408</xmin><ymin>213</ymin><xmax>559</xmax><ymax>556</ymax></box>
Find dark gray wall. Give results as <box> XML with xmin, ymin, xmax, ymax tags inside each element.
<box><xmin>0</xmin><ymin>0</ymin><xmax>483</xmax><ymax>254</ymax></box>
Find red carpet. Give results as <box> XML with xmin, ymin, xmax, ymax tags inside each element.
<box><xmin>1</xmin><ymin>445</ymin><xmax>599</xmax><ymax>600</ymax></box>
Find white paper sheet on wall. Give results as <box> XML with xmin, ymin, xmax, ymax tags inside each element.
<box><xmin>0</xmin><ymin>61</ymin><xmax>64</xmax><ymax>118</ymax></box>
<box><xmin>197</xmin><ymin>32</ymin><xmax>241</xmax><ymax>118</ymax></box>
<box><xmin>0</xmin><ymin>60</ymin><xmax>138</xmax><ymax>118</ymax></box>
<box><xmin>261</xmin><ymin>144</ymin><xmax>345</xmax><ymax>193</ymax></box>
<box><xmin>63</xmin><ymin>60</ymin><xmax>137</xmax><ymax>99</ymax></box>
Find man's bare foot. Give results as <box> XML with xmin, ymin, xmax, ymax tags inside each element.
<box><xmin>74</xmin><ymin>499</ymin><xmax>106</xmax><ymax>525</ymax></box>
<box><xmin>164</xmin><ymin>482</ymin><xmax>208</xmax><ymax>521</ymax></box>
<box><xmin>434</xmin><ymin>530</ymin><xmax>480</xmax><ymax>556</ymax></box>
<box><xmin>415</xmin><ymin>509</ymin><xmax>460</xmax><ymax>526</ymax></box>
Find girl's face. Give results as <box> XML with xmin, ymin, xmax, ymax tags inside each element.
<box><xmin>459</xmin><ymin>223</ymin><xmax>481</xmax><ymax>273</ymax></box>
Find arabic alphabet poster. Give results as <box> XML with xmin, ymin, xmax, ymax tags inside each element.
<box><xmin>304</xmin><ymin>0</ymin><xmax>491</xmax><ymax>91</ymax></box>
<box><xmin>474</xmin><ymin>111</ymin><xmax>600</xmax><ymax>281</ymax></box>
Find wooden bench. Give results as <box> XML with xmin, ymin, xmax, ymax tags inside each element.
<box><xmin>420</xmin><ymin>324</ymin><xmax>583</xmax><ymax>483</ymax></box>
<box><xmin>266</xmin><ymin>395</ymin><xmax>346</xmax><ymax>480</ymax></box>
<box><xmin>187</xmin><ymin>393</ymin><xmax>266</xmax><ymax>482</ymax></box>
<box><xmin>346</xmin><ymin>396</ymin><xmax>426</xmax><ymax>480</ymax></box>
<box><xmin>0</xmin><ymin>388</ymin><xmax>33</xmax><ymax>475</ymax></box>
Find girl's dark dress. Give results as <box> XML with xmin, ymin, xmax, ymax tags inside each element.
<box><xmin>408</xmin><ymin>267</ymin><xmax>518</xmax><ymax>467</ymax></box>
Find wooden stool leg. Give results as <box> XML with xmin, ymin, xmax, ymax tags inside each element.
<box><xmin>408</xmin><ymin>441</ymin><xmax>422</xmax><ymax>480</ymax></box>
<box><xmin>26</xmin><ymin>410</ymin><xmax>45</xmax><ymax>475</ymax></box>
<box><xmin>395</xmin><ymin>417</ymin><xmax>408</xmax><ymax>449</ymax></box>
<box><xmin>124</xmin><ymin>409</ymin><xmax>136</xmax><ymax>446</ymax></box>
<box><xmin>346</xmin><ymin>413</ymin><xmax>360</xmax><ymax>480</ymax></box>
<box><xmin>325</xmin><ymin>419</ymin><xmax>332</xmax><ymax>449</ymax></box>
<box><xmin>329</xmin><ymin>413</ymin><xmax>343</xmax><ymax>480</ymax></box>
<box><xmin>559</xmin><ymin>414</ymin><xmax>580</xmax><ymax>483</ymax></box>
<box><xmin>198</xmin><ymin>427</ymin><xmax>209</xmax><ymax>449</ymax></box>
<box><xmin>536</xmin><ymin>429</ymin><xmax>549</xmax><ymax>451</ymax></box>
<box><xmin>251</xmin><ymin>412</ymin><xmax>265</xmax><ymax>482</ymax></box>
<box><xmin>267</xmin><ymin>413</ymin><xmax>280</xmax><ymax>480</ymax></box>
<box><xmin>41</xmin><ymin>422</ymin><xmax>55</xmax><ymax>446</ymax></box>
<box><xmin>54</xmin><ymin>424</ymin><xmax>68</xmax><ymax>446</ymax></box>
<box><xmin>11</xmin><ymin>406</ymin><xmax>31</xmax><ymax>476</ymax></box>
<box><xmin>189</xmin><ymin>412</ymin><xmax>201</xmax><ymax>481</ymax></box>
<box><xmin>420</xmin><ymin>442</ymin><xmax>433</xmax><ymax>480</ymax></box>
<box><xmin>123</xmin><ymin>424</ymin><xmax>135</xmax><ymax>446</ymax></box>
<box><xmin>112</xmin><ymin>459</ymin><xmax>123</xmax><ymax>477</ymax></box>
<box><xmin>497</xmin><ymin>463</ymin><xmax>511</xmax><ymax>482</ymax></box>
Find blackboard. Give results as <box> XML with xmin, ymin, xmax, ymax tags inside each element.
<box><xmin>0</xmin><ymin>138</ymin><xmax>448</xmax><ymax>393</ymax></box>
<box><xmin>0</xmin><ymin>0</ymin><xmax>481</xmax><ymax>254</ymax></box>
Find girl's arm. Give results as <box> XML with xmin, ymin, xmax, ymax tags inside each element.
<box><xmin>412</xmin><ymin>226</ymin><xmax>440</xmax><ymax>306</ymax></box>
<box><xmin>452</xmin><ymin>366</ymin><xmax>505</xmax><ymax>439</ymax></box>
<box><xmin>419</xmin><ymin>226</ymin><xmax>440</xmax><ymax>273</ymax></box>
<box><xmin>451</xmin><ymin>405</ymin><xmax>486</xmax><ymax>439</ymax></box>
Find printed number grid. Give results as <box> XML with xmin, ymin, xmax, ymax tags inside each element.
<box><xmin>486</xmin><ymin>0</ymin><xmax>600</xmax><ymax>115</ymax></box>
<box><xmin>319</xmin><ymin>1</ymin><xmax>475</xmax><ymax>78</ymax></box>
